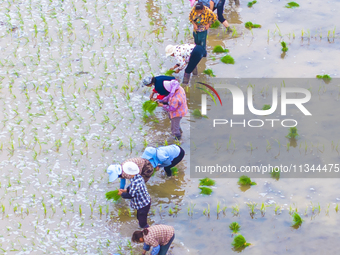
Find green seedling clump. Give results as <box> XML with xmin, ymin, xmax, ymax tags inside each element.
<box><xmin>281</xmin><ymin>41</ymin><xmax>288</xmax><ymax>52</ymax></box>
<box><xmin>142</xmin><ymin>100</ymin><xmax>158</xmax><ymax>115</ymax></box>
<box><xmin>316</xmin><ymin>74</ymin><xmax>332</xmax><ymax>80</ymax></box>
<box><xmin>221</xmin><ymin>55</ymin><xmax>235</xmax><ymax>64</ymax></box>
<box><xmin>212</xmin><ymin>45</ymin><xmax>229</xmax><ymax>53</ymax></box>
<box><xmin>105</xmin><ymin>190</ymin><xmax>121</xmax><ymax>202</ymax></box>
<box><xmin>193</xmin><ymin>109</ymin><xmax>203</xmax><ymax>118</ymax></box>
<box><xmin>210</xmin><ymin>20</ymin><xmax>220</xmax><ymax>28</ymax></box>
<box><xmin>245</xmin><ymin>22</ymin><xmax>261</xmax><ymax>29</ymax></box>
<box><xmin>171</xmin><ymin>167</ymin><xmax>179</xmax><ymax>176</ymax></box>
<box><xmin>229</xmin><ymin>222</ymin><xmax>240</xmax><ymax>233</ymax></box>
<box><xmin>292</xmin><ymin>212</ymin><xmax>303</xmax><ymax>227</ymax></box>
<box><xmin>199</xmin><ymin>187</ymin><xmax>213</xmax><ymax>195</ymax></box>
<box><xmin>247</xmin><ymin>0</ymin><xmax>257</xmax><ymax>7</ymax></box>
<box><xmin>271</xmin><ymin>168</ymin><xmax>280</xmax><ymax>180</ymax></box>
<box><xmin>286</xmin><ymin>127</ymin><xmax>298</xmax><ymax>139</ymax></box>
<box><xmin>232</xmin><ymin>235</ymin><xmax>251</xmax><ymax>249</ymax></box>
<box><xmin>238</xmin><ymin>175</ymin><xmax>257</xmax><ymax>186</ymax></box>
<box><xmin>285</xmin><ymin>2</ymin><xmax>299</xmax><ymax>8</ymax></box>
<box><xmin>164</xmin><ymin>69</ymin><xmax>175</xmax><ymax>76</ymax></box>
<box><xmin>203</xmin><ymin>69</ymin><xmax>216</xmax><ymax>77</ymax></box>
<box><xmin>262</xmin><ymin>104</ymin><xmax>271</xmax><ymax>110</ymax></box>
<box><xmin>199</xmin><ymin>177</ymin><xmax>216</xmax><ymax>186</ymax></box>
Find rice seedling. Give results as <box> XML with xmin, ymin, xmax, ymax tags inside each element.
<box><xmin>221</xmin><ymin>55</ymin><xmax>235</xmax><ymax>64</ymax></box>
<box><xmin>142</xmin><ymin>100</ymin><xmax>158</xmax><ymax>115</ymax></box>
<box><xmin>245</xmin><ymin>22</ymin><xmax>261</xmax><ymax>29</ymax></box>
<box><xmin>247</xmin><ymin>1</ymin><xmax>257</xmax><ymax>7</ymax></box>
<box><xmin>203</xmin><ymin>69</ymin><xmax>215</xmax><ymax>77</ymax></box>
<box><xmin>232</xmin><ymin>204</ymin><xmax>240</xmax><ymax>216</ymax></box>
<box><xmin>281</xmin><ymin>41</ymin><xmax>288</xmax><ymax>52</ymax></box>
<box><xmin>270</xmin><ymin>168</ymin><xmax>280</xmax><ymax>180</ymax></box>
<box><xmin>212</xmin><ymin>45</ymin><xmax>229</xmax><ymax>53</ymax></box>
<box><xmin>232</xmin><ymin>235</ymin><xmax>251</xmax><ymax>249</ymax></box>
<box><xmin>210</xmin><ymin>20</ymin><xmax>220</xmax><ymax>28</ymax></box>
<box><xmin>286</xmin><ymin>127</ymin><xmax>298</xmax><ymax>139</ymax></box>
<box><xmin>105</xmin><ymin>190</ymin><xmax>121</xmax><ymax>202</ymax></box>
<box><xmin>171</xmin><ymin>167</ymin><xmax>178</xmax><ymax>176</ymax></box>
<box><xmin>247</xmin><ymin>202</ymin><xmax>258</xmax><ymax>216</ymax></box>
<box><xmin>238</xmin><ymin>175</ymin><xmax>256</xmax><ymax>186</ymax></box>
<box><xmin>199</xmin><ymin>178</ymin><xmax>216</xmax><ymax>186</ymax></box>
<box><xmin>199</xmin><ymin>187</ymin><xmax>213</xmax><ymax>195</ymax></box>
<box><xmin>229</xmin><ymin>222</ymin><xmax>240</xmax><ymax>233</ymax></box>
<box><xmin>336</xmin><ymin>204</ymin><xmax>339</xmax><ymax>212</ymax></box>
<box><xmin>168</xmin><ymin>208</ymin><xmax>174</xmax><ymax>215</ymax></box>
<box><xmin>285</xmin><ymin>2</ymin><xmax>299</xmax><ymax>8</ymax></box>
<box><xmin>292</xmin><ymin>212</ymin><xmax>303</xmax><ymax>227</ymax></box>
<box><xmin>275</xmin><ymin>205</ymin><xmax>281</xmax><ymax>214</ymax></box>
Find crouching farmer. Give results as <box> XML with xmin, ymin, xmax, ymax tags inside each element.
<box><xmin>132</xmin><ymin>224</ymin><xmax>175</xmax><ymax>255</ymax></box>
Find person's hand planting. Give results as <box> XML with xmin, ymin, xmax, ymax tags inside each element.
<box><xmin>118</xmin><ymin>189</ymin><xmax>126</xmax><ymax>195</ymax></box>
<box><xmin>158</xmin><ymin>102</ymin><xmax>164</xmax><ymax>107</ymax></box>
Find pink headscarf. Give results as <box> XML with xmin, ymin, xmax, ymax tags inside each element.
<box><xmin>162</xmin><ymin>80</ymin><xmax>180</xmax><ymax>102</ymax></box>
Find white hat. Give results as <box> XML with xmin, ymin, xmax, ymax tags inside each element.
<box><xmin>107</xmin><ymin>164</ymin><xmax>122</xmax><ymax>182</ymax></box>
<box><xmin>122</xmin><ymin>162</ymin><xmax>140</xmax><ymax>175</ymax></box>
<box><xmin>165</xmin><ymin>45</ymin><xmax>176</xmax><ymax>57</ymax></box>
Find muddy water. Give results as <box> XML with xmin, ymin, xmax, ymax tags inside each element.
<box><xmin>0</xmin><ymin>0</ymin><xmax>339</xmax><ymax>254</ymax></box>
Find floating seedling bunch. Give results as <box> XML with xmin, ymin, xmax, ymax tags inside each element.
<box><xmin>213</xmin><ymin>45</ymin><xmax>229</xmax><ymax>53</ymax></box>
<box><xmin>286</xmin><ymin>127</ymin><xmax>298</xmax><ymax>139</ymax></box>
<box><xmin>221</xmin><ymin>55</ymin><xmax>235</xmax><ymax>64</ymax></box>
<box><xmin>285</xmin><ymin>2</ymin><xmax>300</xmax><ymax>8</ymax></box>
<box><xmin>281</xmin><ymin>41</ymin><xmax>289</xmax><ymax>52</ymax></box>
<box><xmin>247</xmin><ymin>1</ymin><xmax>257</xmax><ymax>7</ymax></box>
<box><xmin>198</xmin><ymin>178</ymin><xmax>216</xmax><ymax>195</ymax></box>
<box><xmin>245</xmin><ymin>22</ymin><xmax>262</xmax><ymax>29</ymax></box>
<box><xmin>238</xmin><ymin>175</ymin><xmax>257</xmax><ymax>186</ymax></box>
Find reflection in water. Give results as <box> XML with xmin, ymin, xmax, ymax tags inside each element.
<box><xmin>145</xmin><ymin>0</ymin><xmax>165</xmax><ymax>29</ymax></box>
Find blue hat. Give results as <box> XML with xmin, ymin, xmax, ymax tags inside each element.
<box><xmin>106</xmin><ymin>164</ymin><xmax>122</xmax><ymax>182</ymax></box>
<box><xmin>142</xmin><ymin>76</ymin><xmax>153</xmax><ymax>87</ymax></box>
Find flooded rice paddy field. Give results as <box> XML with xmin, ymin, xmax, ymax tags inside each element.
<box><xmin>0</xmin><ymin>0</ymin><xmax>339</xmax><ymax>254</ymax></box>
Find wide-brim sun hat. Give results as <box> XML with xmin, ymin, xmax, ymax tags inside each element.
<box><xmin>165</xmin><ymin>45</ymin><xmax>176</xmax><ymax>57</ymax></box>
<box><xmin>106</xmin><ymin>164</ymin><xmax>122</xmax><ymax>182</ymax></box>
<box><xmin>122</xmin><ymin>162</ymin><xmax>140</xmax><ymax>175</ymax></box>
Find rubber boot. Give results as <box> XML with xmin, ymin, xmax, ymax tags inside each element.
<box><xmin>182</xmin><ymin>73</ymin><xmax>191</xmax><ymax>84</ymax></box>
<box><xmin>193</xmin><ymin>66</ymin><xmax>198</xmax><ymax>75</ymax></box>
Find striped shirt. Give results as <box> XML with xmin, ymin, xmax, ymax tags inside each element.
<box><xmin>163</xmin><ymin>86</ymin><xmax>188</xmax><ymax>119</ymax></box>
<box><xmin>121</xmin><ymin>158</ymin><xmax>154</xmax><ymax>183</ymax></box>
<box><xmin>124</xmin><ymin>174</ymin><xmax>151</xmax><ymax>210</ymax></box>
<box><xmin>143</xmin><ymin>225</ymin><xmax>175</xmax><ymax>247</ymax></box>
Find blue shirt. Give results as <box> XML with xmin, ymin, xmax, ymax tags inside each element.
<box><xmin>198</xmin><ymin>0</ymin><xmax>219</xmax><ymax>7</ymax></box>
<box><xmin>154</xmin><ymin>76</ymin><xmax>175</xmax><ymax>96</ymax></box>
<box><xmin>157</xmin><ymin>145</ymin><xmax>181</xmax><ymax>167</ymax></box>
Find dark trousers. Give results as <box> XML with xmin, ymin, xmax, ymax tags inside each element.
<box><xmin>159</xmin><ymin>234</ymin><xmax>175</xmax><ymax>255</ymax></box>
<box><xmin>193</xmin><ymin>30</ymin><xmax>207</xmax><ymax>56</ymax></box>
<box><xmin>214</xmin><ymin>0</ymin><xmax>226</xmax><ymax>24</ymax></box>
<box><xmin>164</xmin><ymin>146</ymin><xmax>185</xmax><ymax>176</ymax></box>
<box><xmin>137</xmin><ymin>202</ymin><xmax>150</xmax><ymax>228</ymax></box>
<box><xmin>185</xmin><ymin>45</ymin><xmax>205</xmax><ymax>74</ymax></box>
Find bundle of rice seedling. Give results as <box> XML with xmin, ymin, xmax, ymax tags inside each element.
<box><xmin>281</xmin><ymin>41</ymin><xmax>288</xmax><ymax>52</ymax></box>
<box><xmin>286</xmin><ymin>127</ymin><xmax>298</xmax><ymax>139</ymax></box>
<box><xmin>192</xmin><ymin>109</ymin><xmax>202</xmax><ymax>118</ymax></box>
<box><xmin>199</xmin><ymin>187</ymin><xmax>213</xmax><ymax>195</ymax></box>
<box><xmin>271</xmin><ymin>168</ymin><xmax>280</xmax><ymax>180</ymax></box>
<box><xmin>212</xmin><ymin>45</ymin><xmax>229</xmax><ymax>53</ymax></box>
<box><xmin>171</xmin><ymin>167</ymin><xmax>178</xmax><ymax>176</ymax></box>
<box><xmin>232</xmin><ymin>235</ymin><xmax>251</xmax><ymax>249</ymax></box>
<box><xmin>247</xmin><ymin>0</ymin><xmax>257</xmax><ymax>7</ymax></box>
<box><xmin>221</xmin><ymin>55</ymin><xmax>235</xmax><ymax>64</ymax></box>
<box><xmin>245</xmin><ymin>21</ymin><xmax>261</xmax><ymax>29</ymax></box>
<box><xmin>203</xmin><ymin>69</ymin><xmax>216</xmax><ymax>77</ymax></box>
<box><xmin>105</xmin><ymin>189</ymin><xmax>121</xmax><ymax>201</ymax></box>
<box><xmin>262</xmin><ymin>104</ymin><xmax>271</xmax><ymax>110</ymax></box>
<box><xmin>238</xmin><ymin>175</ymin><xmax>257</xmax><ymax>186</ymax></box>
<box><xmin>229</xmin><ymin>222</ymin><xmax>240</xmax><ymax>233</ymax></box>
<box><xmin>316</xmin><ymin>74</ymin><xmax>331</xmax><ymax>80</ymax></box>
<box><xmin>142</xmin><ymin>100</ymin><xmax>158</xmax><ymax>115</ymax></box>
<box><xmin>285</xmin><ymin>2</ymin><xmax>299</xmax><ymax>8</ymax></box>
<box><xmin>210</xmin><ymin>20</ymin><xmax>220</xmax><ymax>28</ymax></box>
<box><xmin>199</xmin><ymin>177</ymin><xmax>216</xmax><ymax>186</ymax></box>
<box><xmin>292</xmin><ymin>212</ymin><xmax>303</xmax><ymax>227</ymax></box>
<box><xmin>164</xmin><ymin>70</ymin><xmax>175</xmax><ymax>76</ymax></box>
